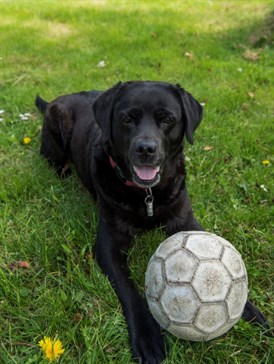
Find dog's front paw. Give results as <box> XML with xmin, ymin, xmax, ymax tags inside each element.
<box><xmin>130</xmin><ymin>313</ymin><xmax>166</xmax><ymax>364</ymax></box>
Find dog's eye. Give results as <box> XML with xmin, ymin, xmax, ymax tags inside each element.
<box><xmin>122</xmin><ymin>115</ymin><xmax>132</xmax><ymax>125</ymax></box>
<box><xmin>163</xmin><ymin>117</ymin><xmax>174</xmax><ymax>125</ymax></box>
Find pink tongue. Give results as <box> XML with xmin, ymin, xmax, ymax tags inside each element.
<box><xmin>134</xmin><ymin>166</ymin><xmax>160</xmax><ymax>181</ymax></box>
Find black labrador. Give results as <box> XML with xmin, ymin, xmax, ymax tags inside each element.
<box><xmin>36</xmin><ymin>81</ymin><xmax>269</xmax><ymax>363</ymax></box>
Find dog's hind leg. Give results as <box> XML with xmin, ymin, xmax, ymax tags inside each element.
<box><xmin>242</xmin><ymin>300</ymin><xmax>272</xmax><ymax>335</ymax></box>
<box><xmin>40</xmin><ymin>102</ymin><xmax>73</xmax><ymax>178</ymax></box>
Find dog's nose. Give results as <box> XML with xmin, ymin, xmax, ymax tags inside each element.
<box><xmin>135</xmin><ymin>140</ymin><xmax>157</xmax><ymax>157</ymax></box>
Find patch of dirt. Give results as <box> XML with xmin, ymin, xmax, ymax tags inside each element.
<box><xmin>47</xmin><ymin>22</ymin><xmax>74</xmax><ymax>38</ymax></box>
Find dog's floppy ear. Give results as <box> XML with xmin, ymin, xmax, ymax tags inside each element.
<box><xmin>176</xmin><ymin>84</ymin><xmax>203</xmax><ymax>144</ymax></box>
<box><xmin>92</xmin><ymin>82</ymin><xmax>123</xmax><ymax>146</ymax></box>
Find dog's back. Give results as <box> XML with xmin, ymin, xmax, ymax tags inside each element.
<box><xmin>36</xmin><ymin>90</ymin><xmax>102</xmax><ymax>188</ymax></box>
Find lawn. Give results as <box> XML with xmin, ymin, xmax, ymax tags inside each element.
<box><xmin>0</xmin><ymin>0</ymin><xmax>273</xmax><ymax>363</ymax></box>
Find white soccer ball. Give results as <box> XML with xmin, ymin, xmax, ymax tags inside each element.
<box><xmin>145</xmin><ymin>231</ymin><xmax>248</xmax><ymax>341</ymax></box>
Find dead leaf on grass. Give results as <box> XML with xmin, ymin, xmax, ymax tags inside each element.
<box><xmin>241</xmin><ymin>103</ymin><xmax>249</xmax><ymax>111</ymax></box>
<box><xmin>18</xmin><ymin>261</ymin><xmax>30</xmax><ymax>269</ymax></box>
<box><xmin>248</xmin><ymin>91</ymin><xmax>255</xmax><ymax>99</ymax></box>
<box><xmin>8</xmin><ymin>260</ymin><xmax>30</xmax><ymax>270</ymax></box>
<box><xmin>73</xmin><ymin>313</ymin><xmax>83</xmax><ymax>322</ymax></box>
<box><xmin>242</xmin><ymin>49</ymin><xmax>260</xmax><ymax>61</ymax></box>
<box><xmin>203</xmin><ymin>145</ymin><xmax>214</xmax><ymax>151</ymax></box>
<box><xmin>184</xmin><ymin>52</ymin><xmax>193</xmax><ymax>59</ymax></box>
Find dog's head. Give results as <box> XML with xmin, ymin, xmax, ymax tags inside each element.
<box><xmin>93</xmin><ymin>81</ymin><xmax>203</xmax><ymax>188</ymax></box>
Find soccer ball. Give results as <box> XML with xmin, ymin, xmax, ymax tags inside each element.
<box><xmin>145</xmin><ymin>231</ymin><xmax>248</xmax><ymax>341</ymax></box>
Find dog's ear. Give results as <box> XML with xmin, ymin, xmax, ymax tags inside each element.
<box><xmin>176</xmin><ymin>84</ymin><xmax>203</xmax><ymax>144</ymax></box>
<box><xmin>92</xmin><ymin>82</ymin><xmax>123</xmax><ymax>146</ymax></box>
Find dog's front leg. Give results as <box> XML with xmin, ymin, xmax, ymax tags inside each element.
<box><xmin>94</xmin><ymin>215</ymin><xmax>165</xmax><ymax>364</ymax></box>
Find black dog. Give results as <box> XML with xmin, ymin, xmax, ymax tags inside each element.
<box><xmin>36</xmin><ymin>81</ymin><xmax>269</xmax><ymax>363</ymax></box>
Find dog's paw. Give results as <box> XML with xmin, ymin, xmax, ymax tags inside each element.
<box><xmin>130</xmin><ymin>313</ymin><xmax>166</xmax><ymax>364</ymax></box>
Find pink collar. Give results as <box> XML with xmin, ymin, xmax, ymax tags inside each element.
<box><xmin>109</xmin><ymin>156</ymin><xmax>143</xmax><ymax>188</ymax></box>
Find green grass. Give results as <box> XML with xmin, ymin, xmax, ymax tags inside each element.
<box><xmin>0</xmin><ymin>0</ymin><xmax>273</xmax><ymax>363</ymax></box>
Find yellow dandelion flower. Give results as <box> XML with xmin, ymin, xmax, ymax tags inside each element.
<box><xmin>262</xmin><ymin>160</ymin><xmax>270</xmax><ymax>166</ymax></box>
<box><xmin>39</xmin><ymin>336</ymin><xmax>65</xmax><ymax>362</ymax></box>
<box><xmin>23</xmin><ymin>136</ymin><xmax>31</xmax><ymax>145</ymax></box>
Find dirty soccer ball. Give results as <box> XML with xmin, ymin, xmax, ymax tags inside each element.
<box><xmin>145</xmin><ymin>231</ymin><xmax>248</xmax><ymax>341</ymax></box>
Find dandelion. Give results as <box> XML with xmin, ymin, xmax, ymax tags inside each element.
<box><xmin>262</xmin><ymin>160</ymin><xmax>270</xmax><ymax>166</ymax></box>
<box><xmin>39</xmin><ymin>336</ymin><xmax>65</xmax><ymax>362</ymax></box>
<box><xmin>23</xmin><ymin>136</ymin><xmax>31</xmax><ymax>145</ymax></box>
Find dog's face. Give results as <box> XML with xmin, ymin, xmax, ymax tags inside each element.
<box><xmin>93</xmin><ymin>81</ymin><xmax>203</xmax><ymax>188</ymax></box>
<box><xmin>111</xmin><ymin>83</ymin><xmax>185</xmax><ymax>188</ymax></box>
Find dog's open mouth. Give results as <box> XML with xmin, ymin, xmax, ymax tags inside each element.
<box><xmin>132</xmin><ymin>165</ymin><xmax>161</xmax><ymax>188</ymax></box>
